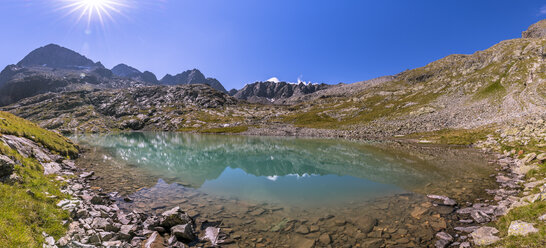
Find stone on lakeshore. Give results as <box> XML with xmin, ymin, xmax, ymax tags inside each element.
<box><xmin>143</xmin><ymin>231</ymin><xmax>162</xmax><ymax>248</ymax></box>
<box><xmin>459</xmin><ymin>241</ymin><xmax>470</xmax><ymax>248</ymax></box>
<box><xmin>470</xmin><ymin>226</ymin><xmax>500</xmax><ymax>246</ymax></box>
<box><xmin>427</xmin><ymin>195</ymin><xmax>457</xmax><ymax>206</ymax></box>
<box><xmin>470</xmin><ymin>210</ymin><xmax>490</xmax><ymax>223</ymax></box>
<box><xmin>160</xmin><ymin>206</ymin><xmax>192</xmax><ymax>229</ymax></box>
<box><xmin>42</xmin><ymin>162</ymin><xmax>62</xmax><ymax>175</ymax></box>
<box><xmin>435</xmin><ymin>232</ymin><xmax>453</xmax><ymax>241</ymax></box>
<box><xmin>435</xmin><ymin>239</ymin><xmax>451</xmax><ymax>248</ymax></box>
<box><xmin>119</xmin><ymin>224</ymin><xmax>136</xmax><ymax>241</ymax></box>
<box><xmin>507</xmin><ymin>220</ymin><xmax>539</xmax><ymax>236</ymax></box>
<box><xmin>102</xmin><ymin>240</ymin><xmax>122</xmax><ymax>247</ymax></box>
<box><xmin>171</xmin><ymin>224</ymin><xmax>196</xmax><ymax>241</ymax></box>
<box><xmin>537</xmin><ymin>153</ymin><xmax>546</xmax><ymax>161</ymax></box>
<box><xmin>203</xmin><ymin>227</ymin><xmax>222</xmax><ymax>245</ymax></box>
<box><xmin>80</xmin><ymin>171</ymin><xmax>94</xmax><ymax>178</ymax></box>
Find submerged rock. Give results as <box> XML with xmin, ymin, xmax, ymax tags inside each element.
<box><xmin>160</xmin><ymin>206</ymin><xmax>192</xmax><ymax>229</ymax></box>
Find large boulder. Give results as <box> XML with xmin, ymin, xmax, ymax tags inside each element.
<box><xmin>0</xmin><ymin>155</ymin><xmax>15</xmax><ymax>179</ymax></box>
<box><xmin>470</xmin><ymin>226</ymin><xmax>500</xmax><ymax>246</ymax></box>
<box><xmin>159</xmin><ymin>207</ymin><xmax>192</xmax><ymax>229</ymax></box>
<box><xmin>508</xmin><ymin>220</ymin><xmax>539</xmax><ymax>236</ymax></box>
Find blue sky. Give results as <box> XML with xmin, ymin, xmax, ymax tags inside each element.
<box><xmin>0</xmin><ymin>0</ymin><xmax>544</xmax><ymax>90</ymax></box>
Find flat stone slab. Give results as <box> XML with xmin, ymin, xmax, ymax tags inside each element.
<box><xmin>508</xmin><ymin>220</ymin><xmax>539</xmax><ymax>236</ymax></box>
<box><xmin>470</xmin><ymin>226</ymin><xmax>500</xmax><ymax>246</ymax></box>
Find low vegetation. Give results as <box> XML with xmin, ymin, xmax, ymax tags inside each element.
<box><xmin>0</xmin><ymin>111</ymin><xmax>72</xmax><ymax>247</ymax></box>
<box><xmin>0</xmin><ymin>111</ymin><xmax>78</xmax><ymax>157</ymax></box>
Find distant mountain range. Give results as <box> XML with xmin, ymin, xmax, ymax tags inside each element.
<box><xmin>0</xmin><ymin>44</ymin><xmax>228</xmax><ymax>106</ymax></box>
<box><xmin>232</xmin><ymin>79</ymin><xmax>332</xmax><ymax>104</ymax></box>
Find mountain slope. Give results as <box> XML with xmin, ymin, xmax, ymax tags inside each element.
<box><xmin>278</xmin><ymin>23</ymin><xmax>545</xmax><ymax>136</ymax></box>
<box><xmin>2</xmin><ymin>20</ymin><xmax>545</xmax><ymax>138</ymax></box>
<box><xmin>2</xmin><ymin>84</ymin><xmax>238</xmax><ymax>133</ymax></box>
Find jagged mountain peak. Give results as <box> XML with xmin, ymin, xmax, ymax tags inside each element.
<box><xmin>522</xmin><ymin>19</ymin><xmax>546</xmax><ymax>38</ymax></box>
<box><xmin>17</xmin><ymin>43</ymin><xmax>100</xmax><ymax>69</ymax></box>
<box><xmin>159</xmin><ymin>69</ymin><xmax>226</xmax><ymax>93</ymax></box>
<box><xmin>112</xmin><ymin>63</ymin><xmax>142</xmax><ymax>78</ymax></box>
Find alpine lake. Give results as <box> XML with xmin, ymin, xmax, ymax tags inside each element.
<box><xmin>71</xmin><ymin>132</ymin><xmax>498</xmax><ymax>247</ymax></box>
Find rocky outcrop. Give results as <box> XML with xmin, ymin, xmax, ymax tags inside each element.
<box><xmin>522</xmin><ymin>19</ymin><xmax>546</xmax><ymax>38</ymax></box>
<box><xmin>233</xmin><ymin>80</ymin><xmax>332</xmax><ymax>104</ymax></box>
<box><xmin>159</xmin><ymin>69</ymin><xmax>227</xmax><ymax>93</ymax></box>
<box><xmin>2</xmin><ymin>84</ymin><xmax>238</xmax><ymax>133</ymax></box>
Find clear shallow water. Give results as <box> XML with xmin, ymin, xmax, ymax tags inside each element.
<box><xmin>73</xmin><ymin>132</ymin><xmax>498</xmax><ymax>247</ymax></box>
<box><xmin>71</xmin><ymin>132</ymin><xmax>491</xmax><ymax>207</ymax></box>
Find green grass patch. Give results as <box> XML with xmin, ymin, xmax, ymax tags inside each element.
<box><xmin>199</xmin><ymin>126</ymin><xmax>249</xmax><ymax>134</ymax></box>
<box><xmin>0</xmin><ymin>143</ymin><xmax>69</xmax><ymax>247</ymax></box>
<box><xmin>474</xmin><ymin>80</ymin><xmax>506</xmax><ymax>100</ymax></box>
<box><xmin>486</xmin><ymin>201</ymin><xmax>546</xmax><ymax>248</ymax></box>
<box><xmin>0</xmin><ymin>111</ymin><xmax>78</xmax><ymax>157</ymax></box>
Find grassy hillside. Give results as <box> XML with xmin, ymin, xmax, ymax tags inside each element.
<box><xmin>0</xmin><ymin>111</ymin><xmax>74</xmax><ymax>247</ymax></box>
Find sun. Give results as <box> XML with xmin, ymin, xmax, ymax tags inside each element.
<box><xmin>58</xmin><ymin>0</ymin><xmax>128</xmax><ymax>26</ymax></box>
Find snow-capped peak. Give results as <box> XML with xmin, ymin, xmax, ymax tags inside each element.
<box><xmin>266</xmin><ymin>77</ymin><xmax>280</xmax><ymax>83</ymax></box>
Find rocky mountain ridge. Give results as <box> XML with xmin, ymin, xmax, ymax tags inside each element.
<box><xmin>1</xmin><ymin>20</ymin><xmax>545</xmax><ymax>138</ymax></box>
<box><xmin>159</xmin><ymin>69</ymin><xmax>227</xmax><ymax>93</ymax></box>
<box><xmin>0</xmin><ymin>44</ymin><xmax>229</xmax><ymax>106</ymax></box>
<box><xmin>232</xmin><ymin>80</ymin><xmax>332</xmax><ymax>104</ymax></box>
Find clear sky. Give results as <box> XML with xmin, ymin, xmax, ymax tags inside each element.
<box><xmin>0</xmin><ymin>0</ymin><xmax>545</xmax><ymax>90</ymax></box>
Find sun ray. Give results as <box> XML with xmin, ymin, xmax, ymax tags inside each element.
<box><xmin>57</xmin><ymin>0</ymin><xmax>128</xmax><ymax>27</ymax></box>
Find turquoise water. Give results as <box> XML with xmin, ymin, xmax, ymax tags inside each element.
<box><xmin>72</xmin><ymin>132</ymin><xmax>490</xmax><ymax>206</ymax></box>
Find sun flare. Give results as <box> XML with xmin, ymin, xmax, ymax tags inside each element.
<box><xmin>59</xmin><ymin>0</ymin><xmax>128</xmax><ymax>26</ymax></box>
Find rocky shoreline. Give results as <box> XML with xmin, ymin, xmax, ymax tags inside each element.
<box><xmin>49</xmin><ymin>163</ymin><xmax>229</xmax><ymax>247</ymax></box>
<box><xmin>2</xmin><ymin>119</ymin><xmax>544</xmax><ymax>247</ymax></box>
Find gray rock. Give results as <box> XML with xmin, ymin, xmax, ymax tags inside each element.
<box><xmin>470</xmin><ymin>210</ymin><xmax>490</xmax><ymax>223</ymax></box>
<box><xmin>507</xmin><ymin>220</ymin><xmax>539</xmax><ymax>236</ymax></box>
<box><xmin>427</xmin><ymin>195</ymin><xmax>457</xmax><ymax>206</ymax></box>
<box><xmin>160</xmin><ymin>206</ymin><xmax>192</xmax><ymax>229</ymax></box>
<box><xmin>470</xmin><ymin>226</ymin><xmax>500</xmax><ymax>246</ymax></box>
<box><xmin>203</xmin><ymin>227</ymin><xmax>222</xmax><ymax>246</ymax></box>
<box><xmin>0</xmin><ymin>155</ymin><xmax>15</xmax><ymax>179</ymax></box>
<box><xmin>42</xmin><ymin>162</ymin><xmax>62</xmax><ymax>175</ymax></box>
<box><xmin>171</xmin><ymin>224</ymin><xmax>196</xmax><ymax>241</ymax></box>
<box><xmin>536</xmin><ymin>153</ymin><xmax>546</xmax><ymax>161</ymax></box>
<box><xmin>102</xmin><ymin>240</ymin><xmax>123</xmax><ymax>247</ymax></box>
<box><xmin>435</xmin><ymin>231</ymin><xmax>453</xmax><ymax>241</ymax></box>
<box><xmin>118</xmin><ymin>224</ymin><xmax>136</xmax><ymax>241</ymax></box>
